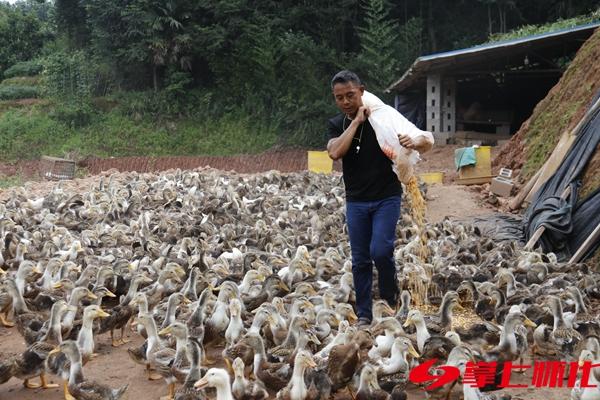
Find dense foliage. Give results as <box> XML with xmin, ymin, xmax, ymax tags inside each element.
<box><xmin>0</xmin><ymin>0</ymin><xmax>599</xmax><ymax>153</ymax></box>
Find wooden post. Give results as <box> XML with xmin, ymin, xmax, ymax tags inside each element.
<box><xmin>509</xmin><ymin>168</ymin><xmax>542</xmax><ymax>210</ymax></box>
<box><xmin>568</xmin><ymin>222</ymin><xmax>600</xmax><ymax>264</ymax></box>
<box><xmin>524</xmin><ymin>186</ymin><xmax>571</xmax><ymax>250</ymax></box>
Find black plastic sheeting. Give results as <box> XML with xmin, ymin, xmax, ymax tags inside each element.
<box><xmin>394</xmin><ymin>91</ymin><xmax>426</xmax><ymax>130</ymax></box>
<box><xmin>523</xmin><ymin>90</ymin><xmax>600</xmax><ymax>261</ymax></box>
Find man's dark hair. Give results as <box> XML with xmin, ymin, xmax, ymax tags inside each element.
<box><xmin>331</xmin><ymin>70</ymin><xmax>363</xmax><ymax>89</ymax></box>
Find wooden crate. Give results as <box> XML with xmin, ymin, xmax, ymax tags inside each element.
<box><xmin>40</xmin><ymin>156</ymin><xmax>75</xmax><ymax>180</ymax></box>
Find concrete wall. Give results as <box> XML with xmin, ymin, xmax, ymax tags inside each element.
<box><xmin>426</xmin><ymin>74</ymin><xmax>456</xmax><ymax>144</ymax></box>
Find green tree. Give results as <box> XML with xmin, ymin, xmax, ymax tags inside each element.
<box><xmin>356</xmin><ymin>0</ymin><xmax>402</xmax><ymax>93</ymax></box>
<box><xmin>0</xmin><ymin>2</ymin><xmax>51</xmax><ymax>76</ymax></box>
<box><xmin>54</xmin><ymin>0</ymin><xmax>89</xmax><ymax>48</ymax></box>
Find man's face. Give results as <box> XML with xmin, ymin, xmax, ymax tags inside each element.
<box><xmin>333</xmin><ymin>81</ymin><xmax>364</xmax><ymax>117</ymax></box>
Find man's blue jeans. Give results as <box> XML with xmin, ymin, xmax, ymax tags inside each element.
<box><xmin>346</xmin><ymin>195</ymin><xmax>401</xmax><ymax>321</ymax></box>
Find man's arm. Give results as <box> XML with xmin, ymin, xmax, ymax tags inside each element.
<box><xmin>327</xmin><ymin>106</ymin><xmax>369</xmax><ymax>160</ymax></box>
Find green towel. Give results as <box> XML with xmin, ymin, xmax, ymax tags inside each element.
<box><xmin>455</xmin><ymin>147</ymin><xmax>477</xmax><ymax>170</ymax></box>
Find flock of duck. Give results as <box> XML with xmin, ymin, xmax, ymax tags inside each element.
<box><xmin>0</xmin><ymin>169</ymin><xmax>598</xmax><ymax>400</ymax></box>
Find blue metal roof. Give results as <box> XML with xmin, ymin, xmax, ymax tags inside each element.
<box><xmin>386</xmin><ymin>22</ymin><xmax>600</xmax><ymax>92</ymax></box>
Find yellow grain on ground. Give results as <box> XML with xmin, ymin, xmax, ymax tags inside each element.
<box><xmin>416</xmin><ymin>304</ymin><xmax>484</xmax><ymax>330</ymax></box>
<box><xmin>403</xmin><ymin>175</ymin><xmax>430</xmax><ymax>305</ymax></box>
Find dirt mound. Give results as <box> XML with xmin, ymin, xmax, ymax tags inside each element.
<box><xmin>493</xmin><ymin>27</ymin><xmax>600</xmax><ymax>188</ymax></box>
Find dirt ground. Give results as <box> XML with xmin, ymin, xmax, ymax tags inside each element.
<box><xmin>0</xmin><ymin>145</ymin><xmax>554</xmax><ymax>400</ymax></box>
<box><xmin>0</xmin><ymin>324</ymin><xmax>574</xmax><ymax>400</ymax></box>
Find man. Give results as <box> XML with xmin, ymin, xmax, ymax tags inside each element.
<box><xmin>326</xmin><ymin>70</ymin><xmax>433</xmax><ymax>327</ymax></box>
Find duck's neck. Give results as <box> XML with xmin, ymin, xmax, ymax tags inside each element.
<box><xmin>77</xmin><ymin>313</ymin><xmax>97</xmax><ymax>354</ymax></box>
<box><xmin>68</xmin><ymin>353</ymin><xmax>85</xmax><ymax>385</ymax></box>
<box><xmin>499</xmin><ymin>319</ymin><xmax>518</xmax><ymax>353</ymax></box>
<box><xmin>552</xmin><ymin>301</ymin><xmax>567</xmax><ymax>330</ymax></box>
<box><xmin>398</xmin><ymin>302</ymin><xmax>410</xmax><ymax>317</ymax></box>
<box><xmin>92</xmin><ymin>270</ymin><xmax>110</xmax><ymax>291</ymax></box>
<box><xmin>157</xmin><ymin>271</ymin><xmax>170</xmax><ymax>286</ymax></box>
<box><xmin>160</xmin><ymin>297</ymin><xmax>179</xmax><ymax>329</ymax></box>
<box><xmin>189</xmin><ymin>300</ymin><xmax>206</xmax><ymax>325</ymax></box>
<box><xmin>63</xmin><ymin>291</ymin><xmax>84</xmax><ymax>326</ymax></box>
<box><xmin>249</xmin><ymin>311</ymin><xmax>268</xmax><ymax>334</ymax></box>
<box><xmin>145</xmin><ymin>317</ymin><xmax>161</xmax><ymax>355</ymax></box>
<box><xmin>137</xmin><ymin>297</ymin><xmax>149</xmax><ymax>316</ymax></box>
<box><xmin>232</xmin><ymin>369</ymin><xmax>247</xmax><ymax>397</ymax></box>
<box><xmin>43</xmin><ymin>308</ymin><xmax>64</xmax><ymax>345</ymax></box>
<box><xmin>357</xmin><ymin>373</ymin><xmax>370</xmax><ymax>394</ymax></box>
<box><xmin>373</xmin><ymin>308</ymin><xmax>386</xmax><ymax>321</ymax></box>
<box><xmin>282</xmin><ymin>318</ymin><xmax>301</xmax><ymax>346</ymax></box>
<box><xmin>414</xmin><ymin>318</ymin><xmax>430</xmax><ymax>352</ymax></box>
<box><xmin>264</xmin><ymin>281</ymin><xmax>281</xmax><ymax>300</ymax></box>
<box><xmin>183</xmin><ymin>347</ymin><xmax>201</xmax><ymax>386</ymax></box>
<box><xmin>493</xmin><ymin>290</ymin><xmax>506</xmax><ymax>309</ymax></box>
<box><xmin>463</xmin><ymin>383</ymin><xmax>484</xmax><ymax>400</ymax></box>
<box><xmin>573</xmin><ymin>291</ymin><xmax>588</xmax><ymax>315</ymax></box>
<box><xmin>229</xmin><ymin>311</ymin><xmax>242</xmax><ymax>328</ymax></box>
<box><xmin>238</xmin><ymin>273</ymin><xmax>255</xmax><ymax>293</ymax></box>
<box><xmin>214</xmin><ymin>379</ymin><xmax>234</xmax><ymax>400</ymax></box>
<box><xmin>252</xmin><ymin>339</ymin><xmax>267</xmax><ymax>375</ymax></box>
<box><xmin>294</xmin><ymin>334</ymin><xmax>310</xmax><ymax>354</ymax></box>
<box><xmin>10</xmin><ymin>283</ymin><xmax>29</xmax><ymax>314</ymax></box>
<box><xmin>80</xmin><ymin>312</ymin><xmax>96</xmax><ymax>331</ymax></box>
<box><xmin>181</xmin><ymin>272</ymin><xmax>197</xmax><ymax>300</ymax></box>
<box><xmin>381</xmin><ymin>348</ymin><xmax>408</xmax><ymax>375</ymax></box>
<box><xmin>15</xmin><ymin>268</ymin><xmax>29</xmax><ymax>295</ymax></box>
<box><xmin>75</xmin><ymin>268</ymin><xmax>92</xmax><ymax>287</ymax></box>
<box><xmin>122</xmin><ymin>279</ymin><xmax>141</xmax><ymax>305</ymax></box>
<box><xmin>15</xmin><ymin>245</ymin><xmax>26</xmax><ymax>262</ymax></box>
<box><xmin>439</xmin><ymin>301</ymin><xmax>454</xmax><ymax>328</ymax></box>
<box><xmin>174</xmin><ymin>333</ymin><xmax>189</xmax><ymax>357</ymax></box>
<box><xmin>57</xmin><ymin>264</ymin><xmax>69</xmax><ymax>283</ymax></box>
<box><xmin>316</xmin><ymin>314</ymin><xmax>331</xmax><ymax>336</ymax></box>
<box><xmin>289</xmin><ymin>360</ymin><xmax>308</xmax><ymax>399</ymax></box>
<box><xmin>468</xmin><ymin>283</ymin><xmax>479</xmax><ymax>302</ymax></box>
<box><xmin>505</xmin><ymin>273</ymin><xmax>516</xmax><ymax>297</ymax></box>
<box><xmin>340</xmin><ymin>279</ymin><xmax>352</xmax><ymax>294</ymax></box>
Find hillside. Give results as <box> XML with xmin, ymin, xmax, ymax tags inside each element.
<box><xmin>493</xmin><ymin>27</ymin><xmax>600</xmax><ymax>200</ymax></box>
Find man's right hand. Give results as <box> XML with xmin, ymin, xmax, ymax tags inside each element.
<box><xmin>354</xmin><ymin>106</ymin><xmax>370</xmax><ymax>124</ymax></box>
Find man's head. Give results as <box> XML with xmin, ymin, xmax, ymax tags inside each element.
<box><xmin>331</xmin><ymin>70</ymin><xmax>364</xmax><ymax>118</ymax></box>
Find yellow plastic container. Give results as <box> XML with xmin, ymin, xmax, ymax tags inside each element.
<box><xmin>457</xmin><ymin>146</ymin><xmax>492</xmax><ymax>184</ymax></box>
<box><xmin>307</xmin><ymin>151</ymin><xmax>333</xmax><ymax>174</ymax></box>
<box><xmin>418</xmin><ymin>172</ymin><xmax>444</xmax><ymax>184</ymax></box>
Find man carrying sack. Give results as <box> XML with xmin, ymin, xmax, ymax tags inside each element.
<box><xmin>326</xmin><ymin>70</ymin><xmax>433</xmax><ymax>327</ymax></box>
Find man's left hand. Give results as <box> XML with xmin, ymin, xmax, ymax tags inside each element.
<box><xmin>398</xmin><ymin>134</ymin><xmax>415</xmax><ymax>149</ymax></box>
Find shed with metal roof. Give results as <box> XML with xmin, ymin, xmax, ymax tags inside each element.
<box><xmin>386</xmin><ymin>23</ymin><xmax>600</xmax><ymax>144</ymax></box>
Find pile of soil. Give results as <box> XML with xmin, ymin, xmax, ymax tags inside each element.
<box><xmin>493</xmin><ymin>27</ymin><xmax>600</xmax><ymax>192</ymax></box>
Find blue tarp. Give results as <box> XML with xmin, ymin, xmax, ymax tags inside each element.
<box><xmin>454</xmin><ymin>147</ymin><xmax>477</xmax><ymax>170</ymax></box>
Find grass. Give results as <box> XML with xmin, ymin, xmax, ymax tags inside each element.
<box><xmin>0</xmin><ymin>76</ymin><xmax>41</xmax><ymax>87</ymax></box>
<box><xmin>0</xmin><ymin>100</ymin><xmax>280</xmax><ymax>161</ymax></box>
<box><xmin>0</xmin><ymin>174</ymin><xmax>23</xmax><ymax>189</ymax></box>
<box><xmin>521</xmin><ymin>100</ymin><xmax>582</xmax><ymax>177</ymax></box>
<box><xmin>520</xmin><ymin>28</ymin><xmax>600</xmax><ymax>180</ymax></box>
<box><xmin>488</xmin><ymin>8</ymin><xmax>600</xmax><ymax>43</ymax></box>
<box><xmin>0</xmin><ymin>85</ymin><xmax>39</xmax><ymax>100</ymax></box>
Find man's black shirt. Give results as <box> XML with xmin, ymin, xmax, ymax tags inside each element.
<box><xmin>328</xmin><ymin>113</ymin><xmax>402</xmax><ymax>202</ymax></box>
